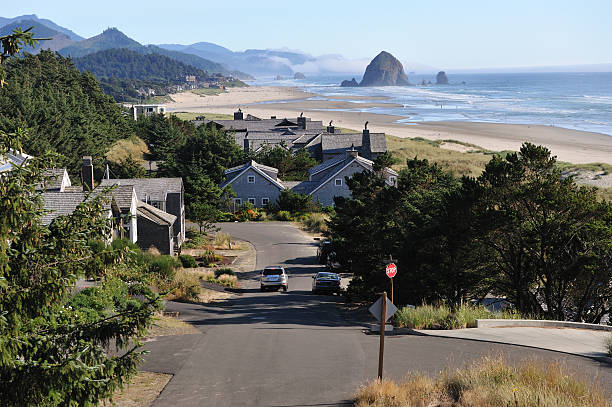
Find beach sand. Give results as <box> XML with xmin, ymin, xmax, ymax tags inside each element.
<box><xmin>167</xmin><ymin>87</ymin><xmax>612</xmax><ymax>165</ymax></box>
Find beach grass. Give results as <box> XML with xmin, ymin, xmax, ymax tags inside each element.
<box><xmin>106</xmin><ymin>136</ymin><xmax>150</xmax><ymax>163</ymax></box>
<box><xmin>170</xmin><ymin>112</ymin><xmax>234</xmax><ymax>121</ymax></box>
<box><xmin>142</xmin><ymin>95</ymin><xmax>174</xmax><ymax>104</ymax></box>
<box><xmin>354</xmin><ymin>355</ymin><xmax>609</xmax><ymax>407</ymax></box>
<box><xmin>191</xmin><ymin>88</ymin><xmax>226</xmax><ymax>97</ymax></box>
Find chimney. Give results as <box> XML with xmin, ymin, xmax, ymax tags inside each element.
<box><xmin>243</xmin><ymin>133</ymin><xmax>249</xmax><ymax>152</ymax></box>
<box><xmin>362</xmin><ymin>122</ymin><xmax>371</xmax><ymax>160</ymax></box>
<box><xmin>234</xmin><ymin>108</ymin><xmax>243</xmax><ymax>120</ymax></box>
<box><xmin>82</xmin><ymin>156</ymin><xmax>94</xmax><ymax>191</ymax></box>
<box><xmin>271</xmin><ymin>116</ymin><xmax>276</xmax><ymax>119</ymax></box>
<box><xmin>326</xmin><ymin>120</ymin><xmax>335</xmax><ymax>134</ymax></box>
<box><xmin>347</xmin><ymin>144</ymin><xmax>358</xmax><ymax>158</ymax></box>
<box><xmin>297</xmin><ymin>113</ymin><xmax>306</xmax><ymax>130</ymax></box>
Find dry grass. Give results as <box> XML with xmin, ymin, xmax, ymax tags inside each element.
<box><xmin>191</xmin><ymin>88</ymin><xmax>226</xmax><ymax>96</ymax></box>
<box><xmin>596</xmin><ymin>187</ymin><xmax>612</xmax><ymax>202</ymax></box>
<box><xmin>213</xmin><ymin>232</ymin><xmax>233</xmax><ymax>249</ymax></box>
<box><xmin>354</xmin><ymin>356</ymin><xmax>610</xmax><ymax>407</ymax></box>
<box><xmin>105</xmin><ymin>371</ymin><xmax>171</xmax><ymax>407</ymax></box>
<box><xmin>217</xmin><ymin>274</ymin><xmax>238</xmax><ymax>288</ymax></box>
<box><xmin>170</xmin><ymin>112</ymin><xmax>234</xmax><ymax>121</ymax></box>
<box><xmin>146</xmin><ymin>313</ymin><xmax>200</xmax><ymax>337</ymax></box>
<box><xmin>106</xmin><ymin>136</ymin><xmax>150</xmax><ymax>163</ymax></box>
<box><xmin>300</xmin><ymin>212</ymin><xmax>330</xmax><ymax>234</ymax></box>
<box><xmin>164</xmin><ymin>269</ymin><xmax>201</xmax><ymax>301</ymax></box>
<box><xmin>386</xmin><ymin>135</ymin><xmax>493</xmax><ymax>177</ymax></box>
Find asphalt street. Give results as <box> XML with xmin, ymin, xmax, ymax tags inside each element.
<box><xmin>142</xmin><ymin>222</ymin><xmax>612</xmax><ymax>406</ymax></box>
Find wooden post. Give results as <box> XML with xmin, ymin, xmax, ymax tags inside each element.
<box><xmin>378</xmin><ymin>291</ymin><xmax>387</xmax><ymax>380</ymax></box>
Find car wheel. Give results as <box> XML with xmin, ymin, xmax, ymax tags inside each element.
<box><xmin>283</xmin><ymin>285</ymin><xmax>288</xmax><ymax>292</ymax></box>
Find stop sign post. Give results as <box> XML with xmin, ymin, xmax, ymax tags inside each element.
<box><xmin>386</xmin><ymin>262</ymin><xmax>397</xmax><ymax>304</ymax></box>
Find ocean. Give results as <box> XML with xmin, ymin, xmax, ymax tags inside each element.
<box><xmin>248</xmin><ymin>72</ymin><xmax>612</xmax><ymax>137</ymax></box>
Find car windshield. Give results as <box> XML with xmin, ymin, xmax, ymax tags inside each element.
<box><xmin>264</xmin><ymin>268</ymin><xmax>283</xmax><ymax>276</ymax></box>
<box><xmin>317</xmin><ymin>273</ymin><xmax>338</xmax><ymax>279</ymax></box>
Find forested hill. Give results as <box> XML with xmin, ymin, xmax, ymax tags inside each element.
<box><xmin>0</xmin><ymin>19</ymin><xmax>74</xmax><ymax>52</ymax></box>
<box><xmin>0</xmin><ymin>51</ymin><xmax>134</xmax><ymax>178</ymax></box>
<box><xmin>74</xmin><ymin>48</ymin><xmax>210</xmax><ymax>83</ymax></box>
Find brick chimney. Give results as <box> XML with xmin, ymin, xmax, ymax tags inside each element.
<box><xmin>362</xmin><ymin>122</ymin><xmax>371</xmax><ymax>160</ymax></box>
<box><xmin>234</xmin><ymin>108</ymin><xmax>243</xmax><ymax>120</ymax></box>
<box><xmin>82</xmin><ymin>156</ymin><xmax>94</xmax><ymax>191</ymax></box>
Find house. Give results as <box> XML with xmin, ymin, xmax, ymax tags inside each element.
<box><xmin>38</xmin><ymin>168</ymin><xmax>73</xmax><ymax>192</ymax></box>
<box><xmin>0</xmin><ymin>150</ymin><xmax>33</xmax><ymax>173</ymax></box>
<box><xmin>220</xmin><ymin>160</ymin><xmax>286</xmax><ymax>208</ymax></box>
<box><xmin>99</xmin><ymin>177</ymin><xmax>185</xmax><ymax>251</ymax></box>
<box><xmin>136</xmin><ymin>201</ymin><xmax>177</xmax><ymax>255</ymax></box>
<box><xmin>94</xmin><ymin>184</ymin><xmax>139</xmax><ymax>243</ymax></box>
<box><xmin>129</xmin><ymin>104</ymin><xmax>166</xmax><ymax>120</ymax></box>
<box><xmin>223</xmin><ymin>150</ymin><xmax>398</xmax><ymax>208</ymax></box>
<box><xmin>318</xmin><ymin>127</ymin><xmax>387</xmax><ymax>161</ymax></box>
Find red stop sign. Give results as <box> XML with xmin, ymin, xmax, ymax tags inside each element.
<box><xmin>386</xmin><ymin>263</ymin><xmax>397</xmax><ymax>278</ymax></box>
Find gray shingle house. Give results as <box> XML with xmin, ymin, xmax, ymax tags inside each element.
<box><xmin>220</xmin><ymin>160</ymin><xmax>286</xmax><ymax>208</ymax></box>
<box><xmin>94</xmin><ymin>184</ymin><xmax>139</xmax><ymax>243</ymax></box>
<box><xmin>223</xmin><ymin>150</ymin><xmax>398</xmax><ymax>208</ymax></box>
<box><xmin>99</xmin><ymin>178</ymin><xmax>185</xmax><ymax>250</ymax></box>
<box><xmin>136</xmin><ymin>201</ymin><xmax>177</xmax><ymax>255</ymax></box>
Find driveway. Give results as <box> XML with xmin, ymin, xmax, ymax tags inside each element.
<box><xmin>142</xmin><ymin>222</ymin><xmax>612</xmax><ymax>406</ymax></box>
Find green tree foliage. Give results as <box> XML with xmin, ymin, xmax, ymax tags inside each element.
<box><xmin>108</xmin><ymin>154</ymin><xmax>146</xmax><ymax>179</ymax></box>
<box><xmin>0</xmin><ymin>50</ymin><xmax>134</xmax><ymax>177</ymax></box>
<box><xmin>73</xmin><ymin>48</ymin><xmax>211</xmax><ymax>82</ymax></box>
<box><xmin>328</xmin><ymin>143</ymin><xmax>612</xmax><ymax>322</ymax></box>
<box><xmin>251</xmin><ymin>144</ymin><xmax>318</xmax><ymax>180</ymax></box>
<box><xmin>277</xmin><ymin>189</ymin><xmax>317</xmax><ymax>213</ymax></box>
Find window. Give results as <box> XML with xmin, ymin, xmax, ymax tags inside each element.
<box><xmin>262</xmin><ymin>197</ymin><xmax>270</xmax><ymax>206</ymax></box>
<box><xmin>247</xmin><ymin>175</ymin><xmax>255</xmax><ymax>183</ymax></box>
<box><xmin>234</xmin><ymin>198</ymin><xmax>242</xmax><ymax>206</ymax></box>
<box><xmin>389</xmin><ymin>176</ymin><xmax>397</xmax><ymax>186</ymax></box>
<box><xmin>335</xmin><ymin>178</ymin><xmax>342</xmax><ymax>186</ymax></box>
<box><xmin>248</xmin><ymin>198</ymin><xmax>256</xmax><ymax>205</ymax></box>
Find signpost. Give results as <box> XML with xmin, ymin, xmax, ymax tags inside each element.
<box><xmin>386</xmin><ymin>262</ymin><xmax>397</xmax><ymax>304</ymax></box>
<box><xmin>368</xmin><ymin>292</ymin><xmax>398</xmax><ymax>380</ymax></box>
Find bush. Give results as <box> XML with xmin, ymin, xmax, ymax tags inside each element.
<box><xmin>148</xmin><ymin>255</ymin><xmax>179</xmax><ymax>281</ymax></box>
<box><xmin>169</xmin><ymin>270</ymin><xmax>201</xmax><ymax>301</ymax></box>
<box><xmin>395</xmin><ymin>304</ymin><xmax>451</xmax><ymax>329</ymax></box>
<box><xmin>277</xmin><ymin>210</ymin><xmax>292</xmax><ymax>221</ymax></box>
<box><xmin>217</xmin><ymin>274</ymin><xmax>237</xmax><ymax>288</ymax></box>
<box><xmin>277</xmin><ymin>189</ymin><xmax>317</xmax><ymax>213</ymax></box>
<box><xmin>178</xmin><ymin>254</ymin><xmax>197</xmax><ymax>268</ymax></box>
<box><xmin>355</xmin><ymin>356</ymin><xmax>609</xmax><ymax>407</ymax></box>
<box><xmin>184</xmin><ymin>229</ymin><xmax>209</xmax><ymax>249</ymax></box>
<box><xmin>301</xmin><ymin>213</ymin><xmax>329</xmax><ymax>233</ymax></box>
<box><xmin>213</xmin><ymin>232</ymin><xmax>232</xmax><ymax>248</ymax></box>
<box><xmin>214</xmin><ymin>268</ymin><xmax>235</xmax><ymax>278</ymax></box>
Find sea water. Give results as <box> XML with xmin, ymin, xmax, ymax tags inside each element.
<box><xmin>249</xmin><ymin>72</ymin><xmax>612</xmax><ymax>136</ymax></box>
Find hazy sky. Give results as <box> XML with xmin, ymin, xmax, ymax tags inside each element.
<box><xmin>4</xmin><ymin>0</ymin><xmax>612</xmax><ymax>69</ymax></box>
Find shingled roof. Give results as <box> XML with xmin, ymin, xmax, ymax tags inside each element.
<box><xmin>38</xmin><ymin>168</ymin><xmax>70</xmax><ymax>191</ymax></box>
<box><xmin>137</xmin><ymin>201</ymin><xmax>177</xmax><ymax>226</ymax></box>
<box><xmin>99</xmin><ymin>178</ymin><xmax>182</xmax><ymax>202</ymax></box>
<box><xmin>320</xmin><ymin>133</ymin><xmax>386</xmax><ymax>154</ymax></box>
<box><xmin>94</xmin><ymin>184</ymin><xmax>136</xmax><ymax>212</ymax></box>
<box><xmin>41</xmin><ymin>192</ymin><xmax>86</xmax><ymax>225</ymax></box>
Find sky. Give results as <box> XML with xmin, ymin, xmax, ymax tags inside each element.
<box><xmin>4</xmin><ymin>0</ymin><xmax>612</xmax><ymax>70</ymax></box>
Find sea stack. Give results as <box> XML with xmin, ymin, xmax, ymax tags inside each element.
<box><xmin>436</xmin><ymin>71</ymin><xmax>449</xmax><ymax>84</ymax></box>
<box><xmin>340</xmin><ymin>78</ymin><xmax>359</xmax><ymax>87</ymax></box>
<box><xmin>359</xmin><ymin>51</ymin><xmax>411</xmax><ymax>86</ymax></box>
<box><xmin>275</xmin><ymin>74</ymin><xmax>285</xmax><ymax>80</ymax></box>
<box><xmin>293</xmin><ymin>72</ymin><xmax>306</xmax><ymax>79</ymax></box>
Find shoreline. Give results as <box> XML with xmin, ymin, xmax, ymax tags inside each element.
<box><xmin>166</xmin><ymin>87</ymin><xmax>612</xmax><ymax>165</ymax></box>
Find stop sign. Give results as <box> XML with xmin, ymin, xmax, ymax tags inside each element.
<box><xmin>386</xmin><ymin>263</ymin><xmax>397</xmax><ymax>278</ymax></box>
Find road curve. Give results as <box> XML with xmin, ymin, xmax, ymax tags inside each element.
<box><xmin>142</xmin><ymin>222</ymin><xmax>612</xmax><ymax>406</ymax></box>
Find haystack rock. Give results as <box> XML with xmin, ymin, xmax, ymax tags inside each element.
<box><xmin>436</xmin><ymin>71</ymin><xmax>449</xmax><ymax>84</ymax></box>
<box><xmin>275</xmin><ymin>74</ymin><xmax>284</xmax><ymax>80</ymax></box>
<box><xmin>293</xmin><ymin>72</ymin><xmax>306</xmax><ymax>79</ymax></box>
<box><xmin>340</xmin><ymin>78</ymin><xmax>359</xmax><ymax>87</ymax></box>
<box><xmin>359</xmin><ymin>51</ymin><xmax>411</xmax><ymax>86</ymax></box>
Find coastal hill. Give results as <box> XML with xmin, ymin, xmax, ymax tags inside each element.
<box><xmin>342</xmin><ymin>51</ymin><xmax>411</xmax><ymax>87</ymax></box>
<box><xmin>0</xmin><ymin>19</ymin><xmax>75</xmax><ymax>53</ymax></box>
<box><xmin>0</xmin><ymin>14</ymin><xmax>83</xmax><ymax>41</ymax></box>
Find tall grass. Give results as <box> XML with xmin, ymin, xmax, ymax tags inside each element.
<box><xmin>301</xmin><ymin>212</ymin><xmax>329</xmax><ymax>233</ymax></box>
<box><xmin>354</xmin><ymin>356</ymin><xmax>610</xmax><ymax>407</ymax></box>
<box><xmin>605</xmin><ymin>332</ymin><xmax>612</xmax><ymax>357</ymax></box>
<box><xmin>213</xmin><ymin>232</ymin><xmax>232</xmax><ymax>249</ymax></box>
<box><xmin>395</xmin><ymin>303</ymin><xmax>523</xmax><ymax>330</ymax></box>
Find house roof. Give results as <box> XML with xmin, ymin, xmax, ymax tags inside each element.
<box><xmin>0</xmin><ymin>150</ymin><xmax>33</xmax><ymax>173</ymax></box>
<box><xmin>137</xmin><ymin>201</ymin><xmax>177</xmax><ymax>226</ymax></box>
<box><xmin>94</xmin><ymin>184</ymin><xmax>135</xmax><ymax>212</ymax></box>
<box><xmin>321</xmin><ymin>133</ymin><xmax>386</xmax><ymax>153</ymax></box>
<box><xmin>220</xmin><ymin>160</ymin><xmax>285</xmax><ymax>191</ymax></box>
<box><xmin>308</xmin><ymin>153</ymin><xmax>350</xmax><ymax>176</ymax></box>
<box><xmin>38</xmin><ymin>168</ymin><xmax>69</xmax><ymax>191</ymax></box>
<box><xmin>41</xmin><ymin>192</ymin><xmax>86</xmax><ymax>225</ymax></box>
<box><xmin>224</xmin><ymin>160</ymin><xmax>278</xmax><ymax>176</ymax></box>
<box><xmin>99</xmin><ymin>178</ymin><xmax>183</xmax><ymax>202</ymax></box>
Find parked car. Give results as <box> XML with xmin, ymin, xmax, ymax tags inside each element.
<box><xmin>260</xmin><ymin>266</ymin><xmax>288</xmax><ymax>292</ymax></box>
<box><xmin>312</xmin><ymin>272</ymin><xmax>341</xmax><ymax>295</ymax></box>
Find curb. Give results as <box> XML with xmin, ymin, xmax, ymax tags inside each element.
<box><xmin>476</xmin><ymin>319</ymin><xmax>612</xmax><ymax>331</ymax></box>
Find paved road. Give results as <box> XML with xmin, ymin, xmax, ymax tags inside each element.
<box><xmin>142</xmin><ymin>222</ymin><xmax>612</xmax><ymax>406</ymax></box>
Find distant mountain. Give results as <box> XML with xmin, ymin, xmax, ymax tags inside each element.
<box><xmin>0</xmin><ymin>14</ymin><xmax>83</xmax><ymax>41</ymax></box>
<box><xmin>73</xmin><ymin>48</ymin><xmax>212</xmax><ymax>82</ymax></box>
<box><xmin>58</xmin><ymin>28</ymin><xmax>251</xmax><ymax>78</ymax></box>
<box><xmin>0</xmin><ymin>19</ymin><xmax>74</xmax><ymax>53</ymax></box>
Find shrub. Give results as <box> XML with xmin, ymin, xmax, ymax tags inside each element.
<box><xmin>217</xmin><ymin>274</ymin><xmax>237</xmax><ymax>288</ymax></box>
<box><xmin>178</xmin><ymin>254</ymin><xmax>197</xmax><ymax>268</ymax></box>
<box><xmin>169</xmin><ymin>270</ymin><xmax>201</xmax><ymax>301</ymax></box>
<box><xmin>354</xmin><ymin>356</ymin><xmax>609</xmax><ymax>407</ymax></box>
<box><xmin>277</xmin><ymin>189</ymin><xmax>316</xmax><ymax>213</ymax></box>
<box><xmin>214</xmin><ymin>268</ymin><xmax>235</xmax><ymax>278</ymax></box>
<box><xmin>301</xmin><ymin>213</ymin><xmax>329</xmax><ymax>233</ymax></box>
<box><xmin>213</xmin><ymin>232</ymin><xmax>232</xmax><ymax>249</ymax></box>
<box><xmin>184</xmin><ymin>229</ymin><xmax>209</xmax><ymax>249</ymax></box>
<box><xmin>199</xmin><ymin>269</ymin><xmax>216</xmax><ymax>282</ymax></box>
<box><xmin>201</xmin><ymin>249</ymin><xmax>221</xmax><ymax>264</ymax></box>
<box><xmin>395</xmin><ymin>304</ymin><xmax>451</xmax><ymax>329</ymax></box>
<box><xmin>277</xmin><ymin>210</ymin><xmax>292</xmax><ymax>221</ymax></box>
<box><xmin>148</xmin><ymin>255</ymin><xmax>179</xmax><ymax>281</ymax></box>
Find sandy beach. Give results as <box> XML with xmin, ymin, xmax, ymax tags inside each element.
<box><xmin>167</xmin><ymin>87</ymin><xmax>612</xmax><ymax>165</ymax></box>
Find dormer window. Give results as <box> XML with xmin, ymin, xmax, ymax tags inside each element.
<box><xmin>247</xmin><ymin>175</ymin><xmax>255</xmax><ymax>183</ymax></box>
<box><xmin>389</xmin><ymin>176</ymin><xmax>397</xmax><ymax>186</ymax></box>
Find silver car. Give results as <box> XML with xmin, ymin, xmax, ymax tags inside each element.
<box><xmin>260</xmin><ymin>266</ymin><xmax>288</xmax><ymax>292</ymax></box>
